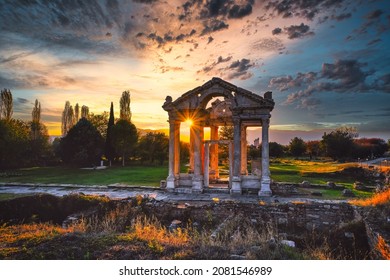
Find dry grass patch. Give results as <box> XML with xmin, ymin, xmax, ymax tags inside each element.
<box><xmin>350</xmin><ymin>188</ymin><xmax>390</xmax><ymax>207</ymax></box>
<box><xmin>0</xmin><ymin>223</ymin><xmax>83</xmax><ymax>258</ymax></box>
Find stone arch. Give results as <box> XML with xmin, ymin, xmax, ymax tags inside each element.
<box><xmin>162</xmin><ymin>77</ymin><xmax>275</xmax><ymax>196</ymax></box>
<box><xmin>198</xmin><ymin>90</ymin><xmax>235</xmax><ymax>110</ymax></box>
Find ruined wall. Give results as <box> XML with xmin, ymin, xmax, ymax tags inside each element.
<box><xmin>143</xmin><ymin>201</ymin><xmax>356</xmax><ymax>233</ymax></box>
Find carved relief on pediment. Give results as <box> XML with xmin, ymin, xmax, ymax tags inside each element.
<box><xmin>209</xmin><ymin>99</ymin><xmax>232</xmax><ymax>119</ymax></box>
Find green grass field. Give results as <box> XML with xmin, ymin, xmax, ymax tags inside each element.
<box><xmin>0</xmin><ymin>165</ymin><xmax>167</xmax><ymax>186</ymax></box>
<box><xmin>270</xmin><ymin>159</ymin><xmax>357</xmax><ymax>184</ymax></box>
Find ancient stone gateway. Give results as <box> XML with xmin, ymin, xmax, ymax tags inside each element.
<box><xmin>162</xmin><ymin>77</ymin><xmax>275</xmax><ymax>196</ymax></box>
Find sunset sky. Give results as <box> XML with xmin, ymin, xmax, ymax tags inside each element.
<box><xmin>0</xmin><ymin>0</ymin><xmax>389</xmax><ymax>144</ymax></box>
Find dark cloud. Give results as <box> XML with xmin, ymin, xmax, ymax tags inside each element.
<box><xmin>321</xmin><ymin>60</ymin><xmax>372</xmax><ymax>89</ymax></box>
<box><xmin>0</xmin><ymin>51</ymin><xmax>36</xmax><ymax>64</ymax></box>
<box><xmin>272</xmin><ymin>27</ymin><xmax>282</xmax><ymax>35</ymax></box>
<box><xmin>0</xmin><ymin>73</ymin><xmax>50</xmax><ymax>89</ymax></box>
<box><xmin>269</xmin><ymin>59</ymin><xmax>384</xmax><ymax>109</ymax></box>
<box><xmin>217</xmin><ymin>56</ymin><xmax>232</xmax><ymax>63</ymax></box>
<box><xmin>265</xmin><ymin>0</ymin><xmax>347</xmax><ymax>21</ymax></box>
<box><xmin>204</xmin><ymin>58</ymin><xmax>255</xmax><ymax>81</ymax></box>
<box><xmin>197</xmin><ymin>55</ymin><xmax>232</xmax><ymax>74</ymax></box>
<box><xmin>16</xmin><ymin>98</ymin><xmax>29</xmax><ymax>104</ymax></box>
<box><xmin>353</xmin><ymin>8</ymin><xmax>389</xmax><ymax>36</ymax></box>
<box><xmin>228</xmin><ymin>3</ymin><xmax>253</xmax><ymax>19</ymax></box>
<box><xmin>226</xmin><ymin>58</ymin><xmax>254</xmax><ymax>80</ymax></box>
<box><xmin>331</xmin><ymin>13</ymin><xmax>351</xmax><ymax>21</ymax></box>
<box><xmin>365</xmin><ymin>9</ymin><xmax>383</xmax><ymax>20</ymax></box>
<box><xmin>270</xmin><ymin>72</ymin><xmax>317</xmax><ymax>91</ymax></box>
<box><xmin>181</xmin><ymin>0</ymin><xmax>253</xmax><ymax>24</ymax></box>
<box><xmin>367</xmin><ymin>38</ymin><xmax>381</xmax><ymax>46</ymax></box>
<box><xmin>284</xmin><ymin>23</ymin><xmax>314</xmax><ymax>39</ymax></box>
<box><xmin>200</xmin><ymin>19</ymin><xmax>229</xmax><ymax>35</ymax></box>
<box><xmin>138</xmin><ymin>28</ymin><xmax>197</xmax><ymax>47</ymax></box>
<box><xmin>373</xmin><ymin>73</ymin><xmax>390</xmax><ymax>93</ymax></box>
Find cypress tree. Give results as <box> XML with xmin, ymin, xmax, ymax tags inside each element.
<box><xmin>105</xmin><ymin>102</ymin><xmax>115</xmax><ymax>166</ymax></box>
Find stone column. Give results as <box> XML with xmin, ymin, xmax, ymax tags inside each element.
<box><xmin>200</xmin><ymin>126</ymin><xmax>204</xmax><ymax>174</ymax></box>
<box><xmin>192</xmin><ymin>122</ymin><xmax>203</xmax><ymax>192</ymax></box>
<box><xmin>174</xmin><ymin>121</ymin><xmax>181</xmax><ymax>180</ymax></box>
<box><xmin>231</xmin><ymin>117</ymin><xmax>242</xmax><ymax>194</ymax></box>
<box><xmin>259</xmin><ymin>116</ymin><xmax>272</xmax><ymax>196</ymax></box>
<box><xmin>241</xmin><ymin>125</ymin><xmax>248</xmax><ymax>175</ymax></box>
<box><xmin>228</xmin><ymin>141</ymin><xmax>233</xmax><ymax>189</ymax></box>
<box><xmin>166</xmin><ymin>119</ymin><xmax>176</xmax><ymax>191</ymax></box>
<box><xmin>204</xmin><ymin>142</ymin><xmax>210</xmax><ymax>187</ymax></box>
<box><xmin>210</xmin><ymin>125</ymin><xmax>219</xmax><ymax>180</ymax></box>
<box><xmin>189</xmin><ymin>126</ymin><xmax>195</xmax><ymax>173</ymax></box>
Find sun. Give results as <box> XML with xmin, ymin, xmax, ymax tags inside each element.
<box><xmin>185</xmin><ymin>119</ymin><xmax>193</xmax><ymax>126</ymax></box>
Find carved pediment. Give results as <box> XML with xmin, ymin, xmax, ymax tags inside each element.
<box><xmin>164</xmin><ymin>77</ymin><xmax>274</xmax><ymax>112</ymax></box>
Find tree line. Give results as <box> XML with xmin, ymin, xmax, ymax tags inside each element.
<box><xmin>248</xmin><ymin>127</ymin><xmax>389</xmax><ymax>161</ymax></box>
<box><xmin>0</xmin><ymin>89</ymin><xmax>171</xmax><ymax>169</ymax></box>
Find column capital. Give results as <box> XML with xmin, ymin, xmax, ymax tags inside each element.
<box><xmin>232</xmin><ymin>116</ymin><xmax>241</xmax><ymax>126</ymax></box>
<box><xmin>261</xmin><ymin>116</ymin><xmax>270</xmax><ymax>127</ymax></box>
<box><xmin>168</xmin><ymin>118</ymin><xmax>180</xmax><ymax>125</ymax></box>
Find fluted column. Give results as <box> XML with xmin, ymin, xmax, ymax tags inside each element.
<box><xmin>231</xmin><ymin>117</ymin><xmax>242</xmax><ymax>194</ymax></box>
<box><xmin>259</xmin><ymin>116</ymin><xmax>272</xmax><ymax>196</ymax></box>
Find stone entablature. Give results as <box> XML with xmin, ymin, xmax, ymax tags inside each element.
<box><xmin>162</xmin><ymin>77</ymin><xmax>275</xmax><ymax>196</ymax></box>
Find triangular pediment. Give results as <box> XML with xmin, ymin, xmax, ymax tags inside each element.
<box><xmin>163</xmin><ymin>77</ymin><xmax>274</xmax><ymax>112</ymax></box>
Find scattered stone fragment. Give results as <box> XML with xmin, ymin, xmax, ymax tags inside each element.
<box><xmin>327</xmin><ymin>182</ymin><xmax>336</xmax><ymax>189</ymax></box>
<box><xmin>280</xmin><ymin>240</ymin><xmax>296</xmax><ymax>248</ymax></box>
<box><xmin>344</xmin><ymin>232</ymin><xmax>355</xmax><ymax>238</ymax></box>
<box><xmin>268</xmin><ymin>238</ymin><xmax>277</xmax><ymax>250</ymax></box>
<box><xmin>342</xmin><ymin>189</ymin><xmax>355</xmax><ymax>197</ymax></box>
<box><xmin>169</xmin><ymin>220</ymin><xmax>182</xmax><ymax>231</ymax></box>
<box><xmin>301</xmin><ymin>181</ymin><xmax>311</xmax><ymax>188</ymax></box>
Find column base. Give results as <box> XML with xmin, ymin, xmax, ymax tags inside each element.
<box><xmin>175</xmin><ymin>175</ymin><xmax>180</xmax><ymax>187</ymax></box>
<box><xmin>259</xmin><ymin>176</ymin><xmax>272</xmax><ymax>196</ymax></box>
<box><xmin>258</xmin><ymin>189</ymin><xmax>272</xmax><ymax>197</ymax></box>
<box><xmin>166</xmin><ymin>175</ymin><xmax>176</xmax><ymax>191</ymax></box>
<box><xmin>230</xmin><ymin>176</ymin><xmax>242</xmax><ymax>195</ymax></box>
<box><xmin>191</xmin><ymin>176</ymin><xmax>203</xmax><ymax>193</ymax></box>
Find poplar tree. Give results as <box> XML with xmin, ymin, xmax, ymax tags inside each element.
<box><xmin>74</xmin><ymin>103</ymin><xmax>79</xmax><ymax>122</ymax></box>
<box><xmin>61</xmin><ymin>101</ymin><xmax>75</xmax><ymax>136</ymax></box>
<box><xmin>32</xmin><ymin>99</ymin><xmax>41</xmax><ymax>123</ymax></box>
<box><xmin>105</xmin><ymin>102</ymin><xmax>115</xmax><ymax>166</ymax></box>
<box><xmin>0</xmin><ymin>88</ymin><xmax>13</xmax><ymax>121</ymax></box>
<box><xmin>31</xmin><ymin>99</ymin><xmax>41</xmax><ymax>140</ymax></box>
<box><xmin>81</xmin><ymin>105</ymin><xmax>89</xmax><ymax>119</ymax></box>
<box><xmin>119</xmin><ymin>90</ymin><xmax>131</xmax><ymax>122</ymax></box>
